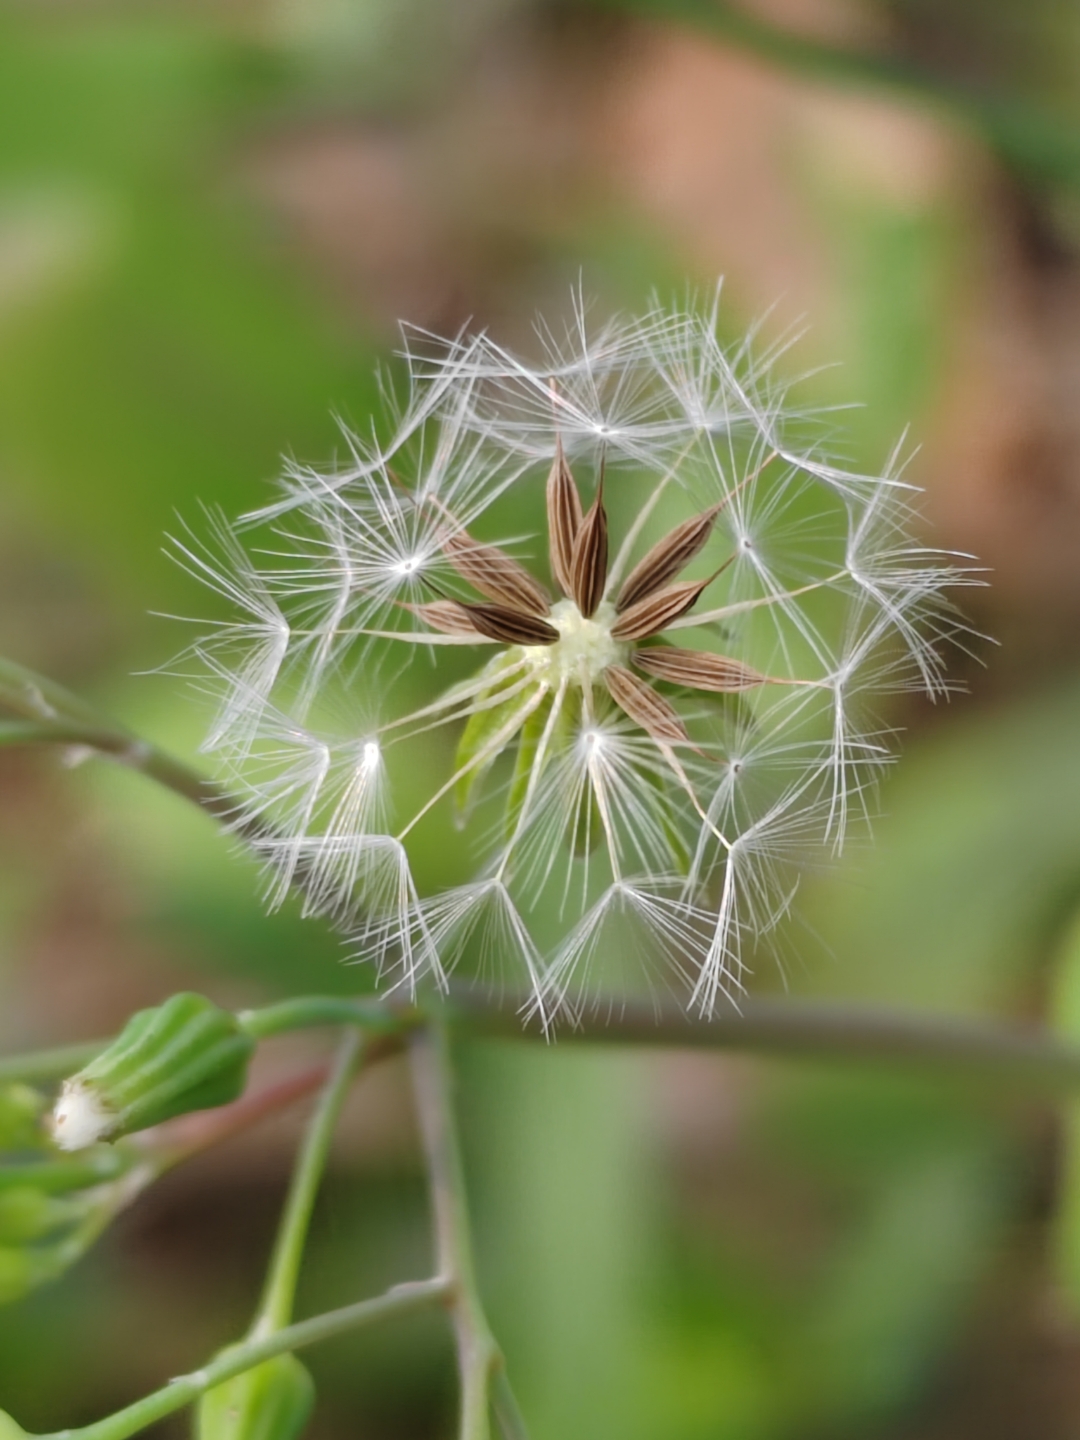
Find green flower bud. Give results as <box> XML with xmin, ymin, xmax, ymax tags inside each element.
<box><xmin>0</xmin><ymin>1086</ymin><xmax>46</xmax><ymax>1151</ymax></box>
<box><xmin>51</xmin><ymin>994</ymin><xmax>255</xmax><ymax>1151</ymax></box>
<box><xmin>196</xmin><ymin>1354</ymin><xmax>315</xmax><ymax>1440</ymax></box>
<box><xmin>0</xmin><ymin>1244</ymin><xmax>51</xmax><ymax>1306</ymax></box>
<box><xmin>0</xmin><ymin>1186</ymin><xmax>81</xmax><ymax>1244</ymax></box>
<box><xmin>0</xmin><ymin>1150</ymin><xmax>153</xmax><ymax>1309</ymax></box>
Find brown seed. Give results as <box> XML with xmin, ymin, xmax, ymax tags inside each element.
<box><xmin>569</xmin><ymin>475</ymin><xmax>608</xmax><ymax>618</ymax></box>
<box><xmin>603</xmin><ymin>665</ymin><xmax>691</xmax><ymax>746</ymax></box>
<box><xmin>458</xmin><ymin>602</ymin><xmax>559</xmax><ymax>647</ymax></box>
<box><xmin>546</xmin><ymin>438</ymin><xmax>583</xmax><ymax>597</ymax></box>
<box><xmin>633</xmin><ymin>646</ymin><xmax>765</xmax><ymax>692</ymax></box>
<box><xmin>610</xmin><ymin>573</ymin><xmax>716</xmax><ymax>642</ymax></box>
<box><xmin>440</xmin><ymin>529</ymin><xmax>551</xmax><ymax>616</ymax></box>
<box><xmin>615</xmin><ymin>504</ymin><xmax>723</xmax><ymax>612</ymax></box>
<box><xmin>411</xmin><ymin>601</ymin><xmax>489</xmax><ymax>639</ymax></box>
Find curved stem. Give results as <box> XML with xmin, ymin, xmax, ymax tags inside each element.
<box><xmin>0</xmin><ymin>655</ymin><xmax>377</xmax><ymax>910</ymax></box>
<box><xmin>253</xmin><ymin>1029</ymin><xmax>363</xmax><ymax>1333</ymax></box>
<box><xmin>37</xmin><ymin>1277</ymin><xmax>452</xmax><ymax>1440</ymax></box>
<box><xmin>0</xmin><ymin>654</ymin><xmax>266</xmax><ymax>839</ymax></box>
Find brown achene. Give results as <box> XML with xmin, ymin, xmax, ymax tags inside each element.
<box><xmin>412</xmin><ymin>445</ymin><xmax>776</xmax><ymax>750</ymax></box>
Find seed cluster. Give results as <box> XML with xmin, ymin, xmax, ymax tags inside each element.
<box><xmin>415</xmin><ymin>439</ymin><xmax>767</xmax><ymax>751</ymax></box>
<box><xmin>177</xmin><ymin>294</ymin><xmax>972</xmax><ymax>1022</ymax></box>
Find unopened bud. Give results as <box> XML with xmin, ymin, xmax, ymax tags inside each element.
<box><xmin>0</xmin><ymin>1186</ymin><xmax>79</xmax><ymax>1244</ymax></box>
<box><xmin>0</xmin><ymin>1245</ymin><xmax>48</xmax><ymax>1306</ymax></box>
<box><xmin>51</xmin><ymin>994</ymin><xmax>254</xmax><ymax>1151</ymax></box>
<box><xmin>0</xmin><ymin>1086</ymin><xmax>46</xmax><ymax>1151</ymax></box>
<box><xmin>196</xmin><ymin>1354</ymin><xmax>315</xmax><ymax>1440</ymax></box>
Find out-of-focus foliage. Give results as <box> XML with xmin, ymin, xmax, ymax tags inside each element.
<box><xmin>1</xmin><ymin>1</ymin><xmax>1080</xmax><ymax>1438</ymax></box>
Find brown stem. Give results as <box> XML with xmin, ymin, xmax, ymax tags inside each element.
<box><xmin>408</xmin><ymin>1022</ymin><xmax>525</xmax><ymax>1440</ymax></box>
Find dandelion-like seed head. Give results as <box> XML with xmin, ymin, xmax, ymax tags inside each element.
<box><xmin>176</xmin><ymin>290</ymin><xmax>976</xmax><ymax>1025</ymax></box>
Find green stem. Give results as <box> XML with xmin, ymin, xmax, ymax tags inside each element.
<box><xmin>490</xmin><ymin>1370</ymin><xmax>531</xmax><ymax>1440</ymax></box>
<box><xmin>238</xmin><ymin>996</ymin><xmax>417</xmax><ymax>1042</ymax></box>
<box><xmin>37</xmin><ymin>1277</ymin><xmax>452</xmax><ymax>1440</ymax></box>
<box><xmin>0</xmin><ymin>657</ymin><xmax>133</xmax><ymax>735</ymax></box>
<box><xmin>0</xmin><ymin>1040</ymin><xmax>106</xmax><ymax>1086</ymax></box>
<box><xmin>0</xmin><ymin>654</ymin><xmax>258</xmax><ymax>836</ymax></box>
<box><xmin>448</xmin><ymin>988</ymin><xmax>1080</xmax><ymax>1093</ymax></box>
<box><xmin>9</xmin><ymin>990</ymin><xmax>1080</xmax><ymax>1098</ymax></box>
<box><xmin>253</xmin><ymin>1030</ymin><xmax>363</xmax><ymax>1333</ymax></box>
<box><xmin>245</xmin><ymin>989</ymin><xmax>1080</xmax><ymax>1094</ymax></box>
<box><xmin>408</xmin><ymin>1022</ymin><xmax>526</xmax><ymax>1440</ymax></box>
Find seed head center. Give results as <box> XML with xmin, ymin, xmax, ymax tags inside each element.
<box><xmin>525</xmin><ymin>598</ymin><xmax>627</xmax><ymax>685</ymax></box>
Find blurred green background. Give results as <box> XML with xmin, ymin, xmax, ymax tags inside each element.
<box><xmin>3</xmin><ymin>0</ymin><xmax>1080</xmax><ymax>1436</ymax></box>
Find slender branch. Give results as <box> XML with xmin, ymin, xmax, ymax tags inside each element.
<box><xmin>0</xmin><ymin>653</ymin><xmax>340</xmax><ymax>883</ymax></box>
<box><xmin>36</xmin><ymin>1277</ymin><xmax>452</xmax><ymax>1440</ymax></box>
<box><xmin>409</xmin><ymin>1021</ymin><xmax>526</xmax><ymax>1440</ymax></box>
<box><xmin>590</xmin><ymin>0</ymin><xmax>1080</xmax><ymax>187</ymax></box>
<box><xmin>490</xmin><ymin>1370</ymin><xmax>531</xmax><ymax>1440</ymax></box>
<box><xmin>448</xmin><ymin>988</ymin><xmax>1080</xmax><ymax>1092</ymax></box>
<box><xmin>9</xmin><ymin>990</ymin><xmax>1080</xmax><ymax>1100</ymax></box>
<box><xmin>0</xmin><ymin>654</ymin><xmax>230</xmax><ymax>812</ymax></box>
<box><xmin>253</xmin><ymin>1030</ymin><xmax>363</xmax><ymax>1333</ymax></box>
<box><xmin>238</xmin><ymin>996</ymin><xmax>417</xmax><ymax>1042</ymax></box>
<box><xmin>0</xmin><ymin>1039</ymin><xmax>106</xmax><ymax>1086</ymax></box>
<box><xmin>229</xmin><ymin>988</ymin><xmax>1080</xmax><ymax>1095</ymax></box>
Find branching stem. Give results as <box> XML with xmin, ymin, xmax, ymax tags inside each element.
<box><xmin>36</xmin><ymin>1277</ymin><xmax>451</xmax><ymax>1440</ymax></box>
<box><xmin>8</xmin><ymin>991</ymin><xmax>1080</xmax><ymax>1098</ymax></box>
<box><xmin>409</xmin><ymin>1021</ymin><xmax>526</xmax><ymax>1440</ymax></box>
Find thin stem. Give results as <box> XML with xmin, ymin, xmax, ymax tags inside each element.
<box><xmin>0</xmin><ymin>1039</ymin><xmax>106</xmax><ymax>1086</ymax></box>
<box><xmin>238</xmin><ymin>995</ymin><xmax>418</xmax><ymax>1042</ymax></box>
<box><xmin>490</xmin><ymin>1370</ymin><xmax>531</xmax><ymax>1440</ymax></box>
<box><xmin>9</xmin><ymin>991</ymin><xmax>1080</xmax><ymax>1101</ymax></box>
<box><xmin>408</xmin><ymin>1021</ymin><xmax>525</xmax><ymax>1440</ymax></box>
<box><xmin>254</xmin><ymin>1030</ymin><xmax>363</xmax><ymax>1333</ymax></box>
<box><xmin>453</xmin><ymin>988</ymin><xmax>1080</xmax><ymax>1092</ymax></box>
<box><xmin>38</xmin><ymin>1277</ymin><xmax>452</xmax><ymax>1440</ymax></box>
<box><xmin>0</xmin><ymin>654</ymin><xmax>237</xmax><ymax>824</ymax></box>
<box><xmin>242</xmin><ymin>988</ymin><xmax>1080</xmax><ymax>1096</ymax></box>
